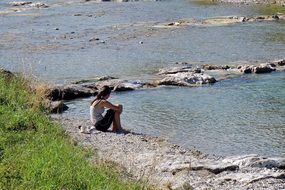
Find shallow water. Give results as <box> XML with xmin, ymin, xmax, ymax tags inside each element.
<box><xmin>65</xmin><ymin>72</ymin><xmax>285</xmax><ymax>157</ymax></box>
<box><xmin>1</xmin><ymin>0</ymin><xmax>285</xmax><ymax>156</ymax></box>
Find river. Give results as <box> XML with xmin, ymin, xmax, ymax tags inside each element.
<box><xmin>0</xmin><ymin>0</ymin><xmax>284</xmax><ymax>156</ymax></box>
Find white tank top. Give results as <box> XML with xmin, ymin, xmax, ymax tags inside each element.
<box><xmin>90</xmin><ymin>100</ymin><xmax>104</xmax><ymax>124</ymax></box>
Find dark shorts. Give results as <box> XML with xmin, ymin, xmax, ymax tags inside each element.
<box><xmin>95</xmin><ymin>109</ymin><xmax>115</xmax><ymax>132</ymax></box>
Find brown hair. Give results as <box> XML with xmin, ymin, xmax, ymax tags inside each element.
<box><xmin>91</xmin><ymin>85</ymin><xmax>111</xmax><ymax>105</ymax></box>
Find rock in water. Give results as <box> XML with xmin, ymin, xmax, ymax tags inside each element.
<box><xmin>158</xmin><ymin>72</ymin><xmax>216</xmax><ymax>86</ymax></box>
<box><xmin>48</xmin><ymin>85</ymin><xmax>97</xmax><ymax>101</ymax></box>
<box><xmin>239</xmin><ymin>64</ymin><xmax>275</xmax><ymax>74</ymax></box>
<box><xmin>252</xmin><ymin>64</ymin><xmax>276</xmax><ymax>74</ymax></box>
<box><xmin>273</xmin><ymin>59</ymin><xmax>285</xmax><ymax>66</ymax></box>
<box><xmin>49</xmin><ymin>101</ymin><xmax>69</xmax><ymax>113</ymax></box>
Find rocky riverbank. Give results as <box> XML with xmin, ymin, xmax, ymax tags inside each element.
<box><xmin>52</xmin><ymin>115</ymin><xmax>285</xmax><ymax>190</ymax></box>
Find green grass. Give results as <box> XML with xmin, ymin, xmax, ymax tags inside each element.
<box><xmin>0</xmin><ymin>73</ymin><xmax>144</xmax><ymax>190</ymax></box>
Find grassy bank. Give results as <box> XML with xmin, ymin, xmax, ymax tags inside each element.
<box><xmin>0</xmin><ymin>72</ymin><xmax>143</xmax><ymax>190</ymax></box>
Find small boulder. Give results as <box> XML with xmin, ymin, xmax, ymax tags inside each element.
<box><xmin>252</xmin><ymin>64</ymin><xmax>276</xmax><ymax>74</ymax></box>
<box><xmin>239</xmin><ymin>65</ymin><xmax>253</xmax><ymax>74</ymax></box>
<box><xmin>50</xmin><ymin>101</ymin><xmax>69</xmax><ymax>113</ymax></box>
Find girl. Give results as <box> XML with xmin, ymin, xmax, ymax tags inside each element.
<box><xmin>90</xmin><ymin>85</ymin><xmax>127</xmax><ymax>133</ymax></box>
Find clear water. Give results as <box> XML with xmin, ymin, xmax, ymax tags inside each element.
<box><xmin>0</xmin><ymin>0</ymin><xmax>285</xmax><ymax>156</ymax></box>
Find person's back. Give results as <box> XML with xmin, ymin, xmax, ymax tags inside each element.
<box><xmin>90</xmin><ymin>100</ymin><xmax>104</xmax><ymax>125</ymax></box>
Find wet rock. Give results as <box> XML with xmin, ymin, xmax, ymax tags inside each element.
<box><xmin>48</xmin><ymin>85</ymin><xmax>97</xmax><ymax>101</ymax></box>
<box><xmin>238</xmin><ymin>64</ymin><xmax>276</xmax><ymax>74</ymax></box>
<box><xmin>252</xmin><ymin>64</ymin><xmax>276</xmax><ymax>74</ymax></box>
<box><xmin>158</xmin><ymin>72</ymin><xmax>217</xmax><ymax>86</ymax></box>
<box><xmin>49</xmin><ymin>101</ymin><xmax>69</xmax><ymax>113</ymax></box>
<box><xmin>273</xmin><ymin>59</ymin><xmax>285</xmax><ymax>66</ymax></box>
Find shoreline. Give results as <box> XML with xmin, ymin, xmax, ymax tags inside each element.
<box><xmin>52</xmin><ymin>115</ymin><xmax>285</xmax><ymax>190</ymax></box>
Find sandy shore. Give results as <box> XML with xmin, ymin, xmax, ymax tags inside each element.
<box><xmin>52</xmin><ymin>115</ymin><xmax>285</xmax><ymax>190</ymax></box>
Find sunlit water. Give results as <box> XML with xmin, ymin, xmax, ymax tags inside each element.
<box><xmin>0</xmin><ymin>0</ymin><xmax>285</xmax><ymax>156</ymax></box>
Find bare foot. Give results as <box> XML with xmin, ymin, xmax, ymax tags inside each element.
<box><xmin>115</xmin><ymin>128</ymin><xmax>131</xmax><ymax>134</ymax></box>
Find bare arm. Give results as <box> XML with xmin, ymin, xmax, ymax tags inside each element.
<box><xmin>100</xmin><ymin>100</ymin><xmax>122</xmax><ymax>112</ymax></box>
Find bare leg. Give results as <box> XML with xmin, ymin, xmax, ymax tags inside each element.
<box><xmin>112</xmin><ymin>105</ymin><xmax>124</xmax><ymax>132</ymax></box>
<box><xmin>112</xmin><ymin>120</ymin><xmax>118</xmax><ymax>132</ymax></box>
<box><xmin>113</xmin><ymin>111</ymin><xmax>123</xmax><ymax>131</ymax></box>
